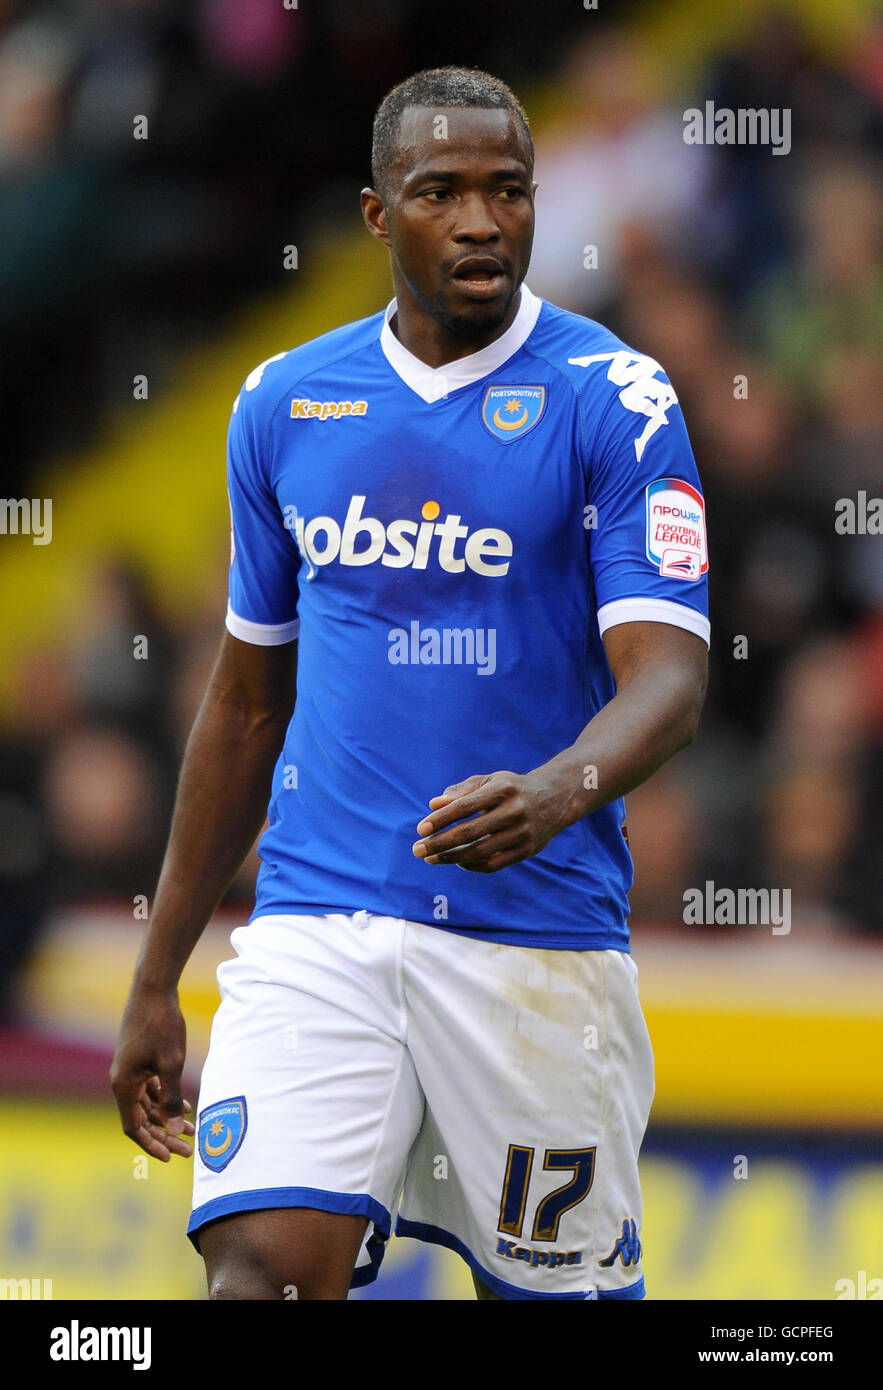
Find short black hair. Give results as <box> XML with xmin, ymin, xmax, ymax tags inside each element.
<box><xmin>371</xmin><ymin>66</ymin><xmax>534</xmax><ymax>201</ymax></box>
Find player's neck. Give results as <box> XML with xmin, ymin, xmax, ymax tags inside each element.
<box><xmin>389</xmin><ymin>286</ymin><xmax>523</xmax><ymax>369</ymax></box>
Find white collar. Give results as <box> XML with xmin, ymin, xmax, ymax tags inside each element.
<box><xmin>379</xmin><ymin>284</ymin><xmax>542</xmax><ymax>403</ymax></box>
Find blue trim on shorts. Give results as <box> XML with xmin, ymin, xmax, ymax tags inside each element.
<box><xmin>187</xmin><ymin>1184</ymin><xmax>392</xmax><ymax>1281</ymax></box>
<box><xmin>598</xmin><ymin>1275</ymin><xmax>645</xmax><ymax>1299</ymax></box>
<box><xmin>349</xmin><ymin>1228</ymin><xmax>389</xmax><ymax>1289</ymax></box>
<box><xmin>395</xmin><ymin>1217</ymin><xmax>605</xmax><ymax>1300</ymax></box>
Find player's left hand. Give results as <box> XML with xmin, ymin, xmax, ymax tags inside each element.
<box><xmin>411</xmin><ymin>769</ymin><xmax>568</xmax><ymax>873</ymax></box>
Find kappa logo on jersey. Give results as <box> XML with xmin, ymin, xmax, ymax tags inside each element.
<box><xmin>645</xmin><ymin>477</ymin><xmax>708</xmax><ymax>581</ymax></box>
<box><xmin>198</xmin><ymin>1096</ymin><xmax>247</xmax><ymax>1172</ymax></box>
<box><xmin>481</xmin><ymin>385</ymin><xmax>546</xmax><ymax>442</ymax></box>
<box><xmin>568</xmin><ymin>350</ymin><xmax>678</xmax><ymax>461</ymax></box>
<box><xmin>290</xmin><ymin>398</ymin><xmax>368</xmax><ymax>421</ymax></box>
<box><xmin>599</xmin><ymin>1218</ymin><xmax>642</xmax><ymax>1268</ymax></box>
<box><xmin>284</xmin><ymin>494</ymin><xmax>512</xmax><ymax>581</ymax></box>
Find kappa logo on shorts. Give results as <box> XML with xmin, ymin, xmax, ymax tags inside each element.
<box><xmin>481</xmin><ymin>385</ymin><xmax>546</xmax><ymax>442</ymax></box>
<box><xmin>599</xmin><ymin>1217</ymin><xmax>642</xmax><ymax>1268</ymax></box>
<box><xmin>495</xmin><ymin>1237</ymin><xmax>583</xmax><ymax>1269</ymax></box>
<box><xmin>198</xmin><ymin>1096</ymin><xmax>247</xmax><ymax>1172</ymax></box>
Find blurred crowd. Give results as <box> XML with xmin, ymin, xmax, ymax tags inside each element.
<box><xmin>0</xmin><ymin>0</ymin><xmax>539</xmax><ymax>491</ymax></box>
<box><xmin>537</xmin><ymin>16</ymin><xmax>883</xmax><ymax>933</ymax></box>
<box><xmin>0</xmin><ymin>2</ymin><xmax>881</xmax><ymax>1015</ymax></box>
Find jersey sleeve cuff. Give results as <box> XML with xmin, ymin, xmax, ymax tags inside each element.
<box><xmin>225</xmin><ymin>604</ymin><xmax>300</xmax><ymax>645</ymax></box>
<box><xmin>597</xmin><ymin>596</ymin><xmax>710</xmax><ymax>648</ymax></box>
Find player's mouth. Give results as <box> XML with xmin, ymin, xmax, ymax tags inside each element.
<box><xmin>450</xmin><ymin>256</ymin><xmax>509</xmax><ymax>299</ymax></box>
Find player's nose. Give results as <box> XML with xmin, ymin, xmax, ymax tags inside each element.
<box><xmin>451</xmin><ymin>193</ymin><xmax>502</xmax><ymax>242</ymax></box>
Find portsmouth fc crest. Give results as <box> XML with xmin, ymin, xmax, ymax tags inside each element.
<box><xmin>198</xmin><ymin>1096</ymin><xmax>247</xmax><ymax>1172</ymax></box>
<box><xmin>481</xmin><ymin>385</ymin><xmax>546</xmax><ymax>442</ymax></box>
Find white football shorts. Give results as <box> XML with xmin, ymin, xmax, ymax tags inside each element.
<box><xmin>188</xmin><ymin>911</ymin><xmax>654</xmax><ymax>1300</ymax></box>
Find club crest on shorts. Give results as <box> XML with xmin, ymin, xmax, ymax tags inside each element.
<box><xmin>481</xmin><ymin>385</ymin><xmax>546</xmax><ymax>442</ymax></box>
<box><xmin>198</xmin><ymin>1096</ymin><xmax>247</xmax><ymax>1172</ymax></box>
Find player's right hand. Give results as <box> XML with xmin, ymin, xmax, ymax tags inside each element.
<box><xmin>110</xmin><ymin>984</ymin><xmax>195</xmax><ymax>1161</ymax></box>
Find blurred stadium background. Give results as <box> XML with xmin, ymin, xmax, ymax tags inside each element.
<box><xmin>0</xmin><ymin>0</ymin><xmax>881</xmax><ymax>1300</ymax></box>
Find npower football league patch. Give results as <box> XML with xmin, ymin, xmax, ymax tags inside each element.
<box><xmin>645</xmin><ymin>477</ymin><xmax>708</xmax><ymax>581</ymax></box>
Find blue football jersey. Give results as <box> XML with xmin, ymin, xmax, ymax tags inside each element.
<box><xmin>226</xmin><ymin>286</ymin><xmax>709</xmax><ymax>949</ymax></box>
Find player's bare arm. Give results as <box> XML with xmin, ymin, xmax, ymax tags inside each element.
<box><xmin>412</xmin><ymin>620</ymin><xmax>707</xmax><ymax>872</ymax></box>
<box><xmin>111</xmin><ymin>632</ymin><xmax>297</xmax><ymax>1159</ymax></box>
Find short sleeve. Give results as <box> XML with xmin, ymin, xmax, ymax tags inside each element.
<box><xmin>225</xmin><ymin>383</ymin><xmax>300</xmax><ymax>645</ymax></box>
<box><xmin>583</xmin><ymin>351</ymin><xmax>710</xmax><ymax>647</ymax></box>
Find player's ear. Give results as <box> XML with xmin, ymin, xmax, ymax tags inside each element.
<box><xmin>361</xmin><ymin>187</ymin><xmax>391</xmax><ymax>246</ymax></box>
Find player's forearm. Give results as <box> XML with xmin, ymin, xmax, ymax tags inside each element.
<box><xmin>544</xmin><ymin>655</ymin><xmax>705</xmax><ymax>830</ymax></box>
<box><xmin>130</xmin><ymin>690</ymin><xmax>290</xmax><ymax>993</ymax></box>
